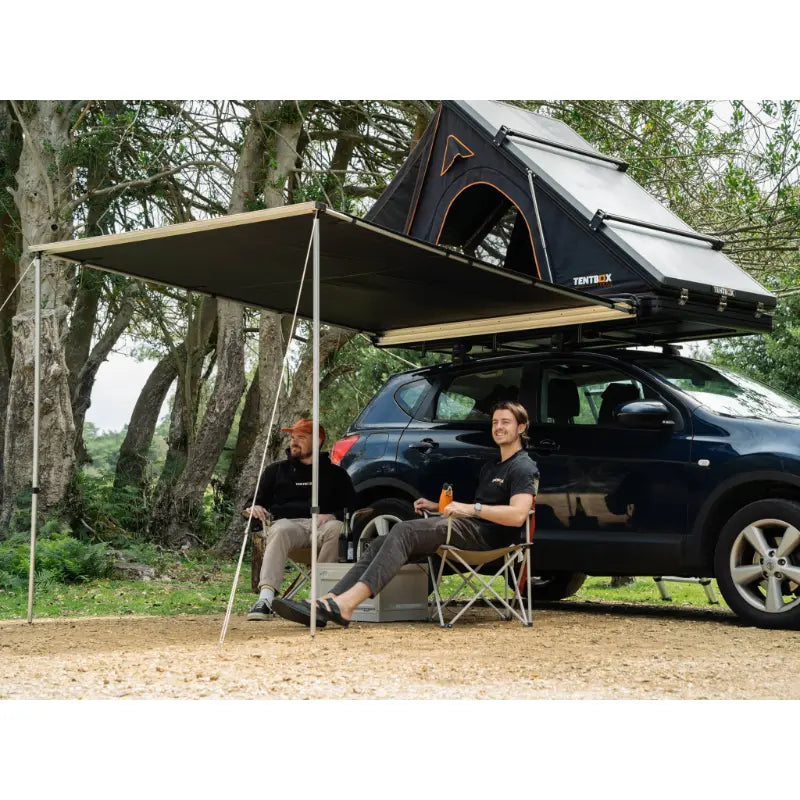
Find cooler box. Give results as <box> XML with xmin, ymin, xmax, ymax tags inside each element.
<box><xmin>315</xmin><ymin>563</ymin><xmax>430</xmax><ymax>622</ymax></box>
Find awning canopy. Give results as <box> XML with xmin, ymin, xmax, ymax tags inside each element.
<box><xmin>30</xmin><ymin>202</ymin><xmax>632</xmax><ymax>345</ymax></box>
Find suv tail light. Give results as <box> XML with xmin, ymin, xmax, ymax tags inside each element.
<box><xmin>331</xmin><ymin>434</ymin><xmax>360</xmax><ymax>465</ymax></box>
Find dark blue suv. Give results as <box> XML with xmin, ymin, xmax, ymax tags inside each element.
<box><xmin>332</xmin><ymin>348</ymin><xmax>800</xmax><ymax>629</ymax></box>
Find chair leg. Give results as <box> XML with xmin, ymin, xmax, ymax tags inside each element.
<box><xmin>283</xmin><ymin>561</ymin><xmax>310</xmax><ymax>600</ymax></box>
<box><xmin>429</xmin><ymin>556</ymin><xmax>447</xmax><ymax>628</ymax></box>
<box><xmin>526</xmin><ymin>548</ymin><xmax>533</xmax><ymax>626</ymax></box>
<box><xmin>445</xmin><ymin>551</ymin><xmax>528</xmax><ymax>627</ymax></box>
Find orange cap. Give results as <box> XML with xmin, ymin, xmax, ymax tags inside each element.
<box><xmin>281</xmin><ymin>418</ymin><xmax>326</xmax><ymax>443</ymax></box>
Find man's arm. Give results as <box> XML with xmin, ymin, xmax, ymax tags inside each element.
<box><xmin>443</xmin><ymin>494</ymin><xmax>532</xmax><ymax>528</ymax></box>
<box><xmin>414</xmin><ymin>497</ymin><xmax>439</xmax><ymax>515</ymax></box>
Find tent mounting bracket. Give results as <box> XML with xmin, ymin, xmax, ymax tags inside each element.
<box><xmin>494</xmin><ymin>126</ymin><xmax>628</xmax><ymax>171</ymax></box>
<box><xmin>590</xmin><ymin>210</ymin><xmax>724</xmax><ymax>250</ymax></box>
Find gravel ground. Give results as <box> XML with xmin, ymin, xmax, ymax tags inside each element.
<box><xmin>2</xmin><ymin>600</ymin><xmax>798</xmax><ymax>699</ymax></box>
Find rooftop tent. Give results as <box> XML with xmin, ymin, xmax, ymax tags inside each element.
<box><xmin>367</xmin><ymin>100</ymin><xmax>777</xmax><ymax>345</ymax></box>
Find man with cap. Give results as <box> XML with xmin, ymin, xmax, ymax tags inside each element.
<box><xmin>245</xmin><ymin>418</ymin><xmax>356</xmax><ymax>621</ymax></box>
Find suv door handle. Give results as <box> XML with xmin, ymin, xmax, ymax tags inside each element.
<box><xmin>534</xmin><ymin>438</ymin><xmax>560</xmax><ymax>453</ymax></box>
<box><xmin>408</xmin><ymin>438</ymin><xmax>439</xmax><ymax>453</ymax></box>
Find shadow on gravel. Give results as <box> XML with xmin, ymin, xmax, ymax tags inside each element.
<box><xmin>539</xmin><ymin>598</ymin><xmax>743</xmax><ymax>627</ymax></box>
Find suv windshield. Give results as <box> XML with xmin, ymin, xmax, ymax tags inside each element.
<box><xmin>633</xmin><ymin>354</ymin><xmax>800</xmax><ymax>422</ymax></box>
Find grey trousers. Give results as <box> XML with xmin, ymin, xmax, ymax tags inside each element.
<box><xmin>258</xmin><ymin>517</ymin><xmax>343</xmax><ymax>590</ymax></box>
<box><xmin>330</xmin><ymin>515</ymin><xmax>493</xmax><ymax>597</ymax></box>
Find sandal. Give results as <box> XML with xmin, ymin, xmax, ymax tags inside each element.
<box><xmin>272</xmin><ymin>598</ymin><xmax>327</xmax><ymax>628</ymax></box>
<box><xmin>318</xmin><ymin>597</ymin><xmax>350</xmax><ymax>628</ymax></box>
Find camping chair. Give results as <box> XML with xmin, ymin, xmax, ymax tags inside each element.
<box><xmin>249</xmin><ymin>509</ymin><xmax>371</xmax><ymax>598</ymax></box>
<box><xmin>428</xmin><ymin>505</ymin><xmax>535</xmax><ymax>628</ymax></box>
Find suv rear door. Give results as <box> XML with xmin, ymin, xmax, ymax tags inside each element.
<box><xmin>397</xmin><ymin>362</ymin><xmax>537</xmax><ymax>503</ymax></box>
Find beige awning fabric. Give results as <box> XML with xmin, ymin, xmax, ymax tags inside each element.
<box><xmin>31</xmin><ymin>202</ymin><xmax>634</xmax><ymax>343</ymax></box>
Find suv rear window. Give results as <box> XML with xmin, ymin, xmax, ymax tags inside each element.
<box><xmin>394</xmin><ymin>379</ymin><xmax>431</xmax><ymax>416</ymax></box>
<box><xmin>434</xmin><ymin>367</ymin><xmax>523</xmax><ymax>421</ymax></box>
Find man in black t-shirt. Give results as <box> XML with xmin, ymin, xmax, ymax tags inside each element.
<box><xmin>273</xmin><ymin>401</ymin><xmax>539</xmax><ymax>628</ymax></box>
<box><xmin>245</xmin><ymin>418</ymin><xmax>355</xmax><ymax>621</ymax></box>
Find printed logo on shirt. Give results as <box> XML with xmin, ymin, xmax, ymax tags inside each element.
<box><xmin>492</xmin><ymin>478</ymin><xmax>505</xmax><ymax>485</ymax></box>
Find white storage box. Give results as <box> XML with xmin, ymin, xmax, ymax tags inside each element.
<box><xmin>314</xmin><ymin>562</ymin><xmax>430</xmax><ymax>622</ymax></box>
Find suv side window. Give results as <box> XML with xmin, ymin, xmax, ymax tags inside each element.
<box><xmin>433</xmin><ymin>366</ymin><xmax>523</xmax><ymax>422</ymax></box>
<box><xmin>540</xmin><ymin>361</ymin><xmax>649</xmax><ymax>426</ymax></box>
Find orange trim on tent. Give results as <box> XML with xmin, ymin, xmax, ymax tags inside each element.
<box><xmin>405</xmin><ymin>105</ymin><xmax>442</xmax><ymax>235</ymax></box>
<box><xmin>435</xmin><ymin>180</ymin><xmax>542</xmax><ymax>279</ymax></box>
<box><xmin>440</xmin><ymin>134</ymin><xmax>475</xmax><ymax>176</ymax></box>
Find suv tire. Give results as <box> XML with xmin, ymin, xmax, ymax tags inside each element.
<box><xmin>531</xmin><ymin>571</ymin><xmax>587</xmax><ymax>601</ymax></box>
<box><xmin>714</xmin><ymin>499</ymin><xmax>800</xmax><ymax>629</ymax></box>
<box><xmin>353</xmin><ymin>497</ymin><xmax>416</xmax><ymax>558</ymax></box>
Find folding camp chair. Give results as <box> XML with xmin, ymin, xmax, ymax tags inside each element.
<box><xmin>428</xmin><ymin>506</ymin><xmax>534</xmax><ymax>628</ymax></box>
<box><xmin>250</xmin><ymin>509</ymin><xmax>371</xmax><ymax>598</ymax></box>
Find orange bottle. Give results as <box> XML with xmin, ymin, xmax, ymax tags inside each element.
<box><xmin>438</xmin><ymin>483</ymin><xmax>454</xmax><ymax>513</ymax></box>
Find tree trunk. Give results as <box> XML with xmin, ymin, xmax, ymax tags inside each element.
<box><xmin>0</xmin><ymin>104</ymin><xmax>22</xmax><ymax>499</ymax></box>
<box><xmin>223</xmin><ymin>365</ymin><xmax>259</xmax><ymax>496</ymax></box>
<box><xmin>148</xmin><ymin>100</ymin><xmax>279</xmax><ymax>546</ymax></box>
<box><xmin>154</xmin><ymin>298</ymin><xmax>245</xmax><ymax>547</ymax></box>
<box><xmin>214</xmin><ymin>310</ymin><xmax>287</xmax><ymax>555</ymax></box>
<box><xmin>610</xmin><ymin>576</ymin><xmax>635</xmax><ymax>588</ymax></box>
<box><xmin>1</xmin><ymin>307</ymin><xmax>75</xmax><ymax>525</ymax></box>
<box><xmin>1</xmin><ymin>100</ymin><xmax>79</xmax><ymax>525</ymax></box>
<box><xmin>114</xmin><ymin>347</ymin><xmax>182</xmax><ymax>493</ymax></box>
<box><xmin>152</xmin><ymin>294</ymin><xmax>217</xmax><ymax>501</ymax></box>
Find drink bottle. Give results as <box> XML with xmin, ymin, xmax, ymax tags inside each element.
<box><xmin>438</xmin><ymin>484</ymin><xmax>454</xmax><ymax>513</ymax></box>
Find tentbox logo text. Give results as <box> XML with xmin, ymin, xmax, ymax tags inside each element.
<box><xmin>573</xmin><ymin>273</ymin><xmax>613</xmax><ymax>287</ymax></box>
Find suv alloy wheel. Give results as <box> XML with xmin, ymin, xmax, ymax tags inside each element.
<box><xmin>714</xmin><ymin>499</ymin><xmax>800</xmax><ymax>629</ymax></box>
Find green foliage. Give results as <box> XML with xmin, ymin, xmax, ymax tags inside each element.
<box><xmin>73</xmin><ymin>473</ymin><xmax>151</xmax><ymax>542</ymax></box>
<box><xmin>83</xmin><ymin>419</ymin><xmax>168</xmax><ymax>477</ymax></box>
<box><xmin>710</xmin><ymin>285</ymin><xmax>800</xmax><ymax>400</ymax></box>
<box><xmin>0</xmin><ymin>523</ymin><xmax>112</xmax><ymax>589</ymax></box>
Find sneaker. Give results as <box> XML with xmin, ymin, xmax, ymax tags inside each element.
<box><xmin>247</xmin><ymin>599</ymin><xmax>275</xmax><ymax>621</ymax></box>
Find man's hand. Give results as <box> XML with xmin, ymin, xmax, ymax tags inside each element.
<box><xmin>442</xmin><ymin>501</ymin><xmax>474</xmax><ymax>518</ymax></box>
<box><xmin>414</xmin><ymin>497</ymin><xmax>439</xmax><ymax>515</ymax></box>
<box><xmin>317</xmin><ymin>513</ymin><xmax>335</xmax><ymax>526</ymax></box>
<box><xmin>243</xmin><ymin>505</ymin><xmax>269</xmax><ymax>523</ymax></box>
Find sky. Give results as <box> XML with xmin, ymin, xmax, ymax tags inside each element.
<box><xmin>85</xmin><ymin>353</ymin><xmax>164</xmax><ymax>433</ymax></box>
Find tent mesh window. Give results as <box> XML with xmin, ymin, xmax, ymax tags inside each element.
<box><xmin>438</xmin><ymin>185</ymin><xmax>535</xmax><ymax>275</ymax></box>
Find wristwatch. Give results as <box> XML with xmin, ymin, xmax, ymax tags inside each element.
<box><xmin>473</xmin><ymin>502</ymin><xmax>483</xmax><ymax>518</ymax></box>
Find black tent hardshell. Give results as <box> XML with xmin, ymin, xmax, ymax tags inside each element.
<box><xmin>367</xmin><ymin>100</ymin><xmax>776</xmax><ymax>347</ymax></box>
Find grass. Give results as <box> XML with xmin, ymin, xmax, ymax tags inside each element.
<box><xmin>573</xmin><ymin>576</ymin><xmax>725</xmax><ymax>608</ymax></box>
<box><xmin>0</xmin><ymin>554</ymin><xmax>729</xmax><ymax>620</ymax></box>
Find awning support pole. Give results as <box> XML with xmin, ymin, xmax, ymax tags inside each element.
<box><xmin>27</xmin><ymin>254</ymin><xmax>42</xmax><ymax>624</ymax></box>
<box><xmin>310</xmin><ymin>213</ymin><xmax>320</xmax><ymax>637</ymax></box>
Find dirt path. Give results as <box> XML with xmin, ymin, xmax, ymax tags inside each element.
<box><xmin>1</xmin><ymin>600</ymin><xmax>798</xmax><ymax>699</ymax></box>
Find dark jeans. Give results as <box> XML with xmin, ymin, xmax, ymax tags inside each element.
<box><xmin>330</xmin><ymin>515</ymin><xmax>493</xmax><ymax>597</ymax></box>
